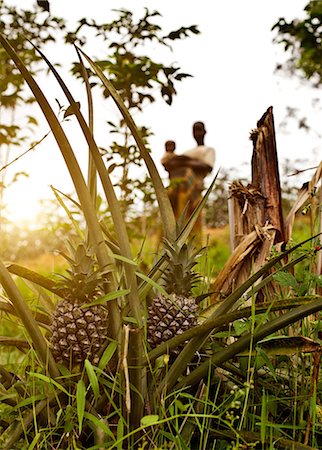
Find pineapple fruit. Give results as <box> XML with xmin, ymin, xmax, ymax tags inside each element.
<box><xmin>147</xmin><ymin>239</ymin><xmax>200</xmax><ymax>350</ymax></box>
<box><xmin>50</xmin><ymin>244</ymin><xmax>109</xmax><ymax>366</ymax></box>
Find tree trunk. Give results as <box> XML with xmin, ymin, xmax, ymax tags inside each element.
<box><xmin>250</xmin><ymin>106</ymin><xmax>285</xmax><ymax>243</ymax></box>
<box><xmin>213</xmin><ymin>107</ymin><xmax>284</xmax><ymax>303</ymax></box>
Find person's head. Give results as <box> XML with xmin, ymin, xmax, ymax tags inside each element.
<box><xmin>193</xmin><ymin>121</ymin><xmax>206</xmax><ymax>145</ymax></box>
<box><xmin>165</xmin><ymin>140</ymin><xmax>176</xmax><ymax>153</ymax></box>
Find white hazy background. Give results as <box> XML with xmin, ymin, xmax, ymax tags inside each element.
<box><xmin>3</xmin><ymin>0</ymin><xmax>321</xmax><ymax>224</ymax></box>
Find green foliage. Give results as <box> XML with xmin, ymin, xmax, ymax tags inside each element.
<box><xmin>1</xmin><ymin>215</ymin><xmax>322</xmax><ymax>447</ymax></box>
<box><xmin>68</xmin><ymin>9</ymin><xmax>198</xmax><ymax>108</ymax></box>
<box><xmin>0</xmin><ymin>0</ymin><xmax>65</xmax><ymax>148</ymax></box>
<box><xmin>0</xmin><ymin>1</ymin><xmax>65</xmax><ymax>108</ymax></box>
<box><xmin>0</xmin><ymin>15</ymin><xmax>322</xmax><ymax>450</ymax></box>
<box><xmin>273</xmin><ymin>1</ymin><xmax>322</xmax><ymax>85</ymax></box>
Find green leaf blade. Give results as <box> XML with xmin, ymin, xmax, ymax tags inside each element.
<box><xmin>84</xmin><ymin>359</ymin><xmax>100</xmax><ymax>400</ymax></box>
<box><xmin>98</xmin><ymin>340</ymin><xmax>118</xmax><ymax>372</ymax></box>
<box><xmin>76</xmin><ymin>379</ymin><xmax>86</xmax><ymax>433</ymax></box>
<box><xmin>140</xmin><ymin>414</ymin><xmax>160</xmax><ymax>427</ymax></box>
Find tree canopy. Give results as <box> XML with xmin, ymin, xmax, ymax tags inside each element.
<box><xmin>273</xmin><ymin>1</ymin><xmax>322</xmax><ymax>86</ymax></box>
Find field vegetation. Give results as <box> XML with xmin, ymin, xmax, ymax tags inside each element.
<box><xmin>0</xmin><ymin>2</ymin><xmax>321</xmax><ymax>449</ymax></box>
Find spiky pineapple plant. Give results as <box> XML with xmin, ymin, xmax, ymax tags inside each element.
<box><xmin>50</xmin><ymin>243</ymin><xmax>109</xmax><ymax>366</ymax></box>
<box><xmin>147</xmin><ymin>239</ymin><xmax>201</xmax><ymax>350</ymax></box>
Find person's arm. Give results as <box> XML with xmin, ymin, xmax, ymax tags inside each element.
<box><xmin>185</xmin><ymin>157</ymin><xmax>212</xmax><ymax>174</ymax></box>
<box><xmin>162</xmin><ymin>154</ymin><xmax>191</xmax><ymax>170</ymax></box>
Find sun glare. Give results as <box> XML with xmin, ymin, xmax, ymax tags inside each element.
<box><xmin>6</xmin><ymin>195</ymin><xmax>42</xmax><ymax>228</ymax></box>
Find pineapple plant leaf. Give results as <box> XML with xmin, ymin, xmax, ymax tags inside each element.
<box><xmin>0</xmin><ymin>259</ymin><xmax>60</xmax><ymax>378</ymax></box>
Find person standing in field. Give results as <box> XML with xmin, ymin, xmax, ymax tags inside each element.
<box><xmin>177</xmin><ymin>121</ymin><xmax>215</xmax><ymax>236</ymax></box>
<box><xmin>161</xmin><ymin>121</ymin><xmax>216</xmax><ymax>239</ymax></box>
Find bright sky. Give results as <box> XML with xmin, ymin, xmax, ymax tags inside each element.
<box><xmin>3</xmin><ymin>0</ymin><xmax>321</xmax><ymax>224</ymax></box>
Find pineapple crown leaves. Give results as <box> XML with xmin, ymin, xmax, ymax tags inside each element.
<box><xmin>55</xmin><ymin>243</ymin><xmax>109</xmax><ymax>301</ymax></box>
<box><xmin>161</xmin><ymin>239</ymin><xmax>203</xmax><ymax>296</ymax></box>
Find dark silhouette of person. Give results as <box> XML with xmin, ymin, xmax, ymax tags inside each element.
<box><xmin>161</xmin><ymin>140</ymin><xmax>176</xmax><ymax>165</ymax></box>
<box><xmin>161</xmin><ymin>140</ymin><xmax>187</xmax><ymax>179</ymax></box>
<box><xmin>183</xmin><ymin>121</ymin><xmax>215</xmax><ymax>176</ymax></box>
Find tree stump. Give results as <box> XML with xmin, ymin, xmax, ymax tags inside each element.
<box><xmin>212</xmin><ymin>106</ymin><xmax>284</xmax><ymax>303</ymax></box>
